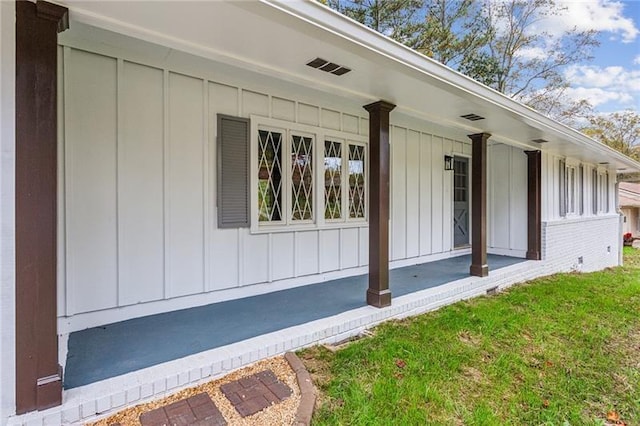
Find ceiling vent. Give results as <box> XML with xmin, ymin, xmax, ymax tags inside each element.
<box><xmin>531</xmin><ymin>138</ymin><xmax>548</xmax><ymax>144</ymax></box>
<box><xmin>460</xmin><ymin>113</ymin><xmax>485</xmax><ymax>121</ymax></box>
<box><xmin>306</xmin><ymin>57</ymin><xmax>351</xmax><ymax>76</ymax></box>
<box><xmin>599</xmin><ymin>162</ymin><xmax>609</xmax><ymax>165</ymax></box>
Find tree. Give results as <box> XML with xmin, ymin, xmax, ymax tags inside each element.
<box><xmin>326</xmin><ymin>0</ymin><xmax>599</xmax><ymax>123</ymax></box>
<box><xmin>326</xmin><ymin>0</ymin><xmax>423</xmax><ymax>44</ymax></box>
<box><xmin>583</xmin><ymin>110</ymin><xmax>640</xmax><ymax>160</ymax></box>
<box><xmin>409</xmin><ymin>0</ymin><xmax>492</xmax><ymax>70</ymax></box>
<box><xmin>481</xmin><ymin>0</ymin><xmax>598</xmax><ymax>119</ymax></box>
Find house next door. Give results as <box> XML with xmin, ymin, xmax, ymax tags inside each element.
<box><xmin>454</xmin><ymin>156</ymin><xmax>470</xmax><ymax>247</ymax></box>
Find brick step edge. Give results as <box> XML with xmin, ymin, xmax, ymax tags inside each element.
<box><xmin>284</xmin><ymin>352</ymin><xmax>317</xmax><ymax>426</ymax></box>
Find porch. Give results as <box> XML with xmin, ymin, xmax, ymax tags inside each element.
<box><xmin>64</xmin><ymin>254</ymin><xmax>527</xmax><ymax>390</ymax></box>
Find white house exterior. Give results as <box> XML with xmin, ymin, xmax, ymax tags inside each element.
<box><xmin>620</xmin><ymin>183</ymin><xmax>640</xmax><ymax>237</ymax></box>
<box><xmin>1</xmin><ymin>1</ymin><xmax>639</xmax><ymax>424</ymax></box>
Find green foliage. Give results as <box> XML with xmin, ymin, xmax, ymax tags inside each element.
<box><xmin>325</xmin><ymin>0</ymin><xmax>600</xmax><ymax>124</ymax></box>
<box><xmin>583</xmin><ymin>110</ymin><xmax>640</xmax><ymax>161</ymax></box>
<box><xmin>327</xmin><ymin>0</ymin><xmax>423</xmax><ymax>44</ymax></box>
<box><xmin>302</xmin><ymin>249</ymin><xmax>640</xmax><ymax>425</ymax></box>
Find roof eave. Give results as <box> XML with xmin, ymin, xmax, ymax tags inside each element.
<box><xmin>266</xmin><ymin>0</ymin><xmax>640</xmax><ymax>172</ymax></box>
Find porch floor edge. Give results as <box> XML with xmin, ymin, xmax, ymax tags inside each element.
<box><xmin>7</xmin><ymin>257</ymin><xmax>550</xmax><ymax>426</ymax></box>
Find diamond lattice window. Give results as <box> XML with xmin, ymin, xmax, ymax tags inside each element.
<box><xmin>291</xmin><ymin>135</ymin><xmax>313</xmax><ymax>221</ymax></box>
<box><xmin>324</xmin><ymin>140</ymin><xmax>342</xmax><ymax>220</ymax></box>
<box><xmin>257</xmin><ymin>130</ymin><xmax>283</xmax><ymax>222</ymax></box>
<box><xmin>348</xmin><ymin>144</ymin><xmax>365</xmax><ymax>219</ymax></box>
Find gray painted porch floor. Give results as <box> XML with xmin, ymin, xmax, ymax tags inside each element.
<box><xmin>64</xmin><ymin>254</ymin><xmax>525</xmax><ymax>389</ymax></box>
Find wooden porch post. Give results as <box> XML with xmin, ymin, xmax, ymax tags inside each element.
<box><xmin>364</xmin><ymin>100</ymin><xmax>395</xmax><ymax>308</ymax></box>
<box><xmin>525</xmin><ymin>150</ymin><xmax>542</xmax><ymax>260</ymax></box>
<box><xmin>15</xmin><ymin>0</ymin><xmax>68</xmax><ymax>413</ymax></box>
<box><xmin>468</xmin><ymin>133</ymin><xmax>490</xmax><ymax>277</ymax></box>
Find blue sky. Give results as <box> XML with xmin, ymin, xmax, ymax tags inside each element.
<box><xmin>545</xmin><ymin>0</ymin><xmax>639</xmax><ymax>114</ymax></box>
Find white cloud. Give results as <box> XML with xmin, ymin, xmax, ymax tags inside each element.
<box><xmin>515</xmin><ymin>46</ymin><xmax>547</xmax><ymax>60</ymax></box>
<box><xmin>534</xmin><ymin>0</ymin><xmax>639</xmax><ymax>43</ymax></box>
<box><xmin>563</xmin><ymin>64</ymin><xmax>640</xmax><ymax>108</ymax></box>
<box><xmin>634</xmin><ymin>55</ymin><xmax>640</xmax><ymax>66</ymax></box>
<box><xmin>564</xmin><ymin>86</ymin><xmax>633</xmax><ymax>107</ymax></box>
<box><xmin>565</xmin><ymin>64</ymin><xmax>640</xmax><ymax>89</ymax></box>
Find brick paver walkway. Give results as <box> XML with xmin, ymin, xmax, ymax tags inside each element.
<box><xmin>138</xmin><ymin>392</ymin><xmax>226</xmax><ymax>426</ymax></box>
<box><xmin>220</xmin><ymin>370</ymin><xmax>292</xmax><ymax>417</ymax></box>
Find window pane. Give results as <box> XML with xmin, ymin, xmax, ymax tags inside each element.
<box><xmin>257</xmin><ymin>130</ymin><xmax>283</xmax><ymax>222</ymax></box>
<box><xmin>324</xmin><ymin>140</ymin><xmax>342</xmax><ymax>219</ymax></box>
<box><xmin>568</xmin><ymin>168</ymin><xmax>575</xmax><ymax>213</ymax></box>
<box><xmin>453</xmin><ymin>158</ymin><xmax>467</xmax><ymax>202</ymax></box>
<box><xmin>349</xmin><ymin>144</ymin><xmax>365</xmax><ymax>218</ymax></box>
<box><xmin>291</xmin><ymin>135</ymin><xmax>313</xmax><ymax>221</ymax></box>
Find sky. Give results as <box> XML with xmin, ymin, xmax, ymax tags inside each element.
<box><xmin>543</xmin><ymin>0</ymin><xmax>640</xmax><ymax>114</ymax></box>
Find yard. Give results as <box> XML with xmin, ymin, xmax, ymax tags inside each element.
<box><xmin>301</xmin><ymin>248</ymin><xmax>640</xmax><ymax>425</ymax></box>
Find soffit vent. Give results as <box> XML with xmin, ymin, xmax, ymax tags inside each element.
<box><xmin>306</xmin><ymin>57</ymin><xmax>352</xmax><ymax>76</ymax></box>
<box><xmin>532</xmin><ymin>138</ymin><xmax>548</xmax><ymax>144</ymax></box>
<box><xmin>460</xmin><ymin>113</ymin><xmax>485</xmax><ymax>121</ymax></box>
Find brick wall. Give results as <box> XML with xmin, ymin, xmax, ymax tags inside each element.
<box><xmin>542</xmin><ymin>215</ymin><xmax>621</xmax><ymax>273</ymax></box>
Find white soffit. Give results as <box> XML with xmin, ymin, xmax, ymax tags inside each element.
<box><xmin>57</xmin><ymin>0</ymin><xmax>640</xmax><ymax>172</ymax></box>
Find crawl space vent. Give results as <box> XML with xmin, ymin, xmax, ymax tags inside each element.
<box><xmin>306</xmin><ymin>57</ymin><xmax>351</xmax><ymax>76</ymax></box>
<box><xmin>460</xmin><ymin>113</ymin><xmax>485</xmax><ymax>121</ymax></box>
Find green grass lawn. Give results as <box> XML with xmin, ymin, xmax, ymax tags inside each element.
<box><xmin>301</xmin><ymin>248</ymin><xmax>640</xmax><ymax>425</ymax></box>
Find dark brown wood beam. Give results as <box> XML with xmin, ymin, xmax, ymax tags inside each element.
<box><xmin>15</xmin><ymin>0</ymin><xmax>68</xmax><ymax>414</ymax></box>
<box><xmin>363</xmin><ymin>100</ymin><xmax>395</xmax><ymax>308</ymax></box>
<box><xmin>525</xmin><ymin>150</ymin><xmax>542</xmax><ymax>260</ymax></box>
<box><xmin>468</xmin><ymin>133</ymin><xmax>490</xmax><ymax>277</ymax></box>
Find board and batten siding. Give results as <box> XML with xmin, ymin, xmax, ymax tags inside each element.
<box><xmin>57</xmin><ymin>39</ymin><xmax>530</xmax><ymax>332</ymax></box>
<box><xmin>540</xmin><ymin>152</ymin><xmax>616</xmax><ymax>221</ymax></box>
<box><xmin>487</xmin><ymin>144</ymin><xmax>528</xmax><ymax>257</ymax></box>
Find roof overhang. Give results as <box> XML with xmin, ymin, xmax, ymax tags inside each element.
<box><xmin>54</xmin><ymin>0</ymin><xmax>640</xmax><ymax>173</ymax></box>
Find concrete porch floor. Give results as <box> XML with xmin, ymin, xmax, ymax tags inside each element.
<box><xmin>64</xmin><ymin>254</ymin><xmax>525</xmax><ymax>389</ymax></box>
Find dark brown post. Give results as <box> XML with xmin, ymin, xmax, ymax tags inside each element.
<box><xmin>364</xmin><ymin>100</ymin><xmax>395</xmax><ymax>307</ymax></box>
<box><xmin>525</xmin><ymin>150</ymin><xmax>542</xmax><ymax>260</ymax></box>
<box><xmin>15</xmin><ymin>0</ymin><xmax>68</xmax><ymax>413</ymax></box>
<box><xmin>468</xmin><ymin>133</ymin><xmax>490</xmax><ymax>277</ymax></box>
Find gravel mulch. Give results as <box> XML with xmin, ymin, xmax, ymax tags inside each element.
<box><xmin>87</xmin><ymin>356</ymin><xmax>301</xmax><ymax>426</ymax></box>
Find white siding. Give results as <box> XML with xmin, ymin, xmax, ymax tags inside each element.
<box><xmin>405</xmin><ymin>130</ymin><xmax>420</xmax><ymax>258</ymax></box>
<box><xmin>118</xmin><ymin>61</ymin><xmax>164</xmax><ymax>305</ymax></box>
<box><xmin>57</xmin><ymin>37</ymin><xmax>545</xmax><ymax>331</ymax></box>
<box><xmin>167</xmin><ymin>73</ymin><xmax>205</xmax><ymax>297</ymax></box>
<box><xmin>487</xmin><ymin>144</ymin><xmax>527</xmax><ymax>256</ymax></box>
<box><xmin>431</xmin><ymin>137</ymin><xmax>444</xmax><ymax>253</ymax></box>
<box><xmin>391</xmin><ymin>126</ymin><xmax>406</xmax><ymax>260</ymax></box>
<box><xmin>419</xmin><ymin>133</ymin><xmax>432</xmax><ymax>256</ymax></box>
<box><xmin>65</xmin><ymin>49</ymin><xmax>118</xmax><ymax>314</ymax></box>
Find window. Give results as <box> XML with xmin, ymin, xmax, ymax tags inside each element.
<box><xmin>578</xmin><ymin>165</ymin><xmax>584</xmax><ymax>215</ymax></box>
<box><xmin>253</xmin><ymin>118</ymin><xmax>367</xmax><ymax>229</ymax></box>
<box><xmin>567</xmin><ymin>166</ymin><xmax>576</xmax><ymax>214</ymax></box>
<box><xmin>590</xmin><ymin>168</ymin><xmax>610</xmax><ymax>215</ymax></box>
<box><xmin>324</xmin><ymin>140</ymin><xmax>342</xmax><ymax>220</ymax></box>
<box><xmin>348</xmin><ymin>144</ymin><xmax>366</xmax><ymax>219</ymax></box>
<box><xmin>592</xmin><ymin>168</ymin><xmax>598</xmax><ymax>215</ymax></box>
<box><xmin>598</xmin><ymin>171</ymin><xmax>609</xmax><ymax>213</ymax></box>
<box><xmin>257</xmin><ymin>129</ymin><xmax>283</xmax><ymax>222</ymax></box>
<box><xmin>290</xmin><ymin>135</ymin><xmax>313</xmax><ymax>221</ymax></box>
<box><xmin>560</xmin><ymin>160</ymin><xmax>582</xmax><ymax>217</ymax></box>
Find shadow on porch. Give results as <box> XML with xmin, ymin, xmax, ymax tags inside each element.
<box><xmin>64</xmin><ymin>254</ymin><xmax>525</xmax><ymax>389</ymax></box>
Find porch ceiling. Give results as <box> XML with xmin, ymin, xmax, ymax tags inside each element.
<box><xmin>58</xmin><ymin>0</ymin><xmax>640</xmax><ymax>172</ymax></box>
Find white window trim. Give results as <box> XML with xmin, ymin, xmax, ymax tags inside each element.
<box><xmin>565</xmin><ymin>164</ymin><xmax>579</xmax><ymax>216</ymax></box>
<box><xmin>250</xmin><ymin>116</ymin><xmax>368</xmax><ymax>234</ymax></box>
<box><xmin>597</xmin><ymin>170</ymin><xmax>609</xmax><ymax>214</ymax></box>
